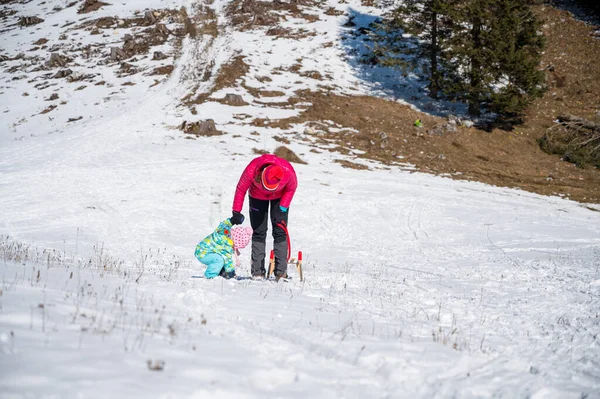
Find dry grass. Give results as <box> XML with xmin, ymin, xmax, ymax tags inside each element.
<box><xmin>169</xmin><ymin>2</ymin><xmax>600</xmax><ymax>203</ymax></box>
<box><xmin>258</xmin><ymin>90</ymin><xmax>285</xmax><ymax>97</ymax></box>
<box><xmin>78</xmin><ymin>0</ymin><xmax>109</xmax><ymax>14</ymax></box>
<box><xmin>335</xmin><ymin>159</ymin><xmax>369</xmax><ymax>170</ymax></box>
<box><xmin>40</xmin><ymin>105</ymin><xmax>57</xmax><ymax>114</ymax></box>
<box><xmin>225</xmin><ymin>0</ymin><xmax>317</xmax><ymax>30</ymax></box>
<box><xmin>274</xmin><ymin>135</ymin><xmax>291</xmax><ymax>144</ymax></box>
<box><xmin>183</xmin><ymin>14</ymin><xmax>197</xmax><ymax>38</ymax></box>
<box><xmin>240</xmin><ymin>6</ymin><xmax>600</xmax><ymax>204</ymax></box>
<box><xmin>262</xmin><ymin>83</ymin><xmax>600</xmax><ymax>202</ymax></box>
<box><xmin>325</xmin><ymin>7</ymin><xmax>344</xmax><ymax>16</ymax></box>
<box><xmin>185</xmin><ymin>56</ymin><xmax>250</xmax><ymax>105</ymax></box>
<box><xmin>524</xmin><ymin>6</ymin><xmax>600</xmax><ymax>167</ymax></box>
<box><xmin>149</xmin><ymin>65</ymin><xmax>174</xmax><ymax>76</ymax></box>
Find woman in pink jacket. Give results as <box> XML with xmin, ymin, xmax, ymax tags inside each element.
<box><xmin>231</xmin><ymin>154</ymin><xmax>298</xmax><ymax>280</ymax></box>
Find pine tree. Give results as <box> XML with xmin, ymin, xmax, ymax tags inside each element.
<box><xmin>488</xmin><ymin>0</ymin><xmax>546</xmax><ymax>115</ymax></box>
<box><xmin>373</xmin><ymin>0</ymin><xmax>546</xmax><ymax>117</ymax></box>
<box><xmin>443</xmin><ymin>0</ymin><xmax>546</xmax><ymax>116</ymax></box>
<box><xmin>443</xmin><ymin>0</ymin><xmax>495</xmax><ymax>116</ymax></box>
<box><xmin>373</xmin><ymin>0</ymin><xmax>457</xmax><ymax>99</ymax></box>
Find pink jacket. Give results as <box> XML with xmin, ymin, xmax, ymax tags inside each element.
<box><xmin>233</xmin><ymin>154</ymin><xmax>298</xmax><ymax>212</ymax></box>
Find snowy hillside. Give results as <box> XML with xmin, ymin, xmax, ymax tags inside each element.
<box><xmin>1</xmin><ymin>0</ymin><xmax>600</xmax><ymax>398</ymax></box>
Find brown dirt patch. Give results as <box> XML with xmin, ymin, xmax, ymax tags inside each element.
<box><xmin>226</xmin><ymin>0</ymin><xmax>319</xmax><ymax>31</ymax></box>
<box><xmin>265</xmin><ymin>26</ymin><xmax>316</xmax><ymax>40</ymax></box>
<box><xmin>254</xmin><ymin>99</ymin><xmax>292</xmax><ymax>107</ymax></box>
<box><xmin>183</xmin><ymin>16</ymin><xmax>197</xmax><ymax>38</ymax></box>
<box><xmin>258</xmin><ymin>90</ymin><xmax>286</xmax><ymax>97</ymax></box>
<box><xmin>78</xmin><ymin>0</ymin><xmax>109</xmax><ymax>14</ymax></box>
<box><xmin>266</xmin><ymin>27</ymin><xmax>290</xmax><ymax>36</ymax></box>
<box><xmin>226</xmin><ymin>0</ymin><xmax>286</xmax><ymax>29</ymax></box>
<box><xmin>299</xmin><ymin>70</ymin><xmax>323</xmax><ymax>80</ymax></box>
<box><xmin>19</xmin><ymin>16</ymin><xmax>44</xmax><ymax>26</ymax></box>
<box><xmin>40</xmin><ymin>105</ymin><xmax>57</xmax><ymax>114</ymax></box>
<box><xmin>274</xmin><ymin>146</ymin><xmax>307</xmax><ymax>164</ymax></box>
<box><xmin>526</xmin><ymin>6</ymin><xmax>600</xmax><ymax>165</ymax></box>
<box><xmin>78</xmin><ymin>9</ymin><xmax>181</xmax><ymax>30</ymax></box>
<box><xmin>200</xmin><ymin>20</ymin><xmax>218</xmax><ymax>37</ymax></box>
<box><xmin>265</xmin><ymin>88</ymin><xmax>600</xmax><ymax>203</ymax></box>
<box><xmin>289</xmin><ymin>63</ymin><xmax>302</xmax><ymax>73</ymax></box>
<box><xmin>68</xmin><ymin>8</ymin><xmax>184</xmax><ymax>74</ymax></box>
<box><xmin>0</xmin><ymin>8</ymin><xmax>17</xmax><ymax>20</ymax></box>
<box><xmin>325</xmin><ymin>7</ymin><xmax>344</xmax><ymax>16</ymax></box>
<box><xmin>247</xmin><ymin>5</ymin><xmax>600</xmax><ymax>204</ymax></box>
<box><xmin>190</xmin><ymin>5</ymin><xmax>218</xmax><ymax>37</ymax></box>
<box><xmin>149</xmin><ymin>65</ymin><xmax>174</xmax><ymax>75</ymax></box>
<box><xmin>300</xmin><ymin>13</ymin><xmax>320</xmax><ymax>23</ymax></box>
<box><xmin>217</xmin><ymin>56</ymin><xmax>248</xmax><ymax>83</ymax></box>
<box><xmin>185</xmin><ymin>55</ymin><xmax>250</xmax><ymax>105</ymax></box>
<box><xmin>93</xmin><ymin>17</ymin><xmax>118</xmax><ymax>28</ymax></box>
<box><xmin>274</xmin><ymin>135</ymin><xmax>291</xmax><ymax>144</ymax></box>
<box><xmin>180</xmin><ymin>119</ymin><xmax>223</xmax><ymax>136</ymax></box>
<box><xmin>335</xmin><ymin>159</ymin><xmax>369</xmax><ymax>170</ymax></box>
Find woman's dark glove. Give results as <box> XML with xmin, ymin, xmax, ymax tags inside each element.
<box><xmin>230</xmin><ymin>211</ymin><xmax>245</xmax><ymax>225</ymax></box>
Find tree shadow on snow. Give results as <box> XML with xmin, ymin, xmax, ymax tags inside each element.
<box><xmin>339</xmin><ymin>8</ymin><xmax>468</xmax><ymax>118</ymax></box>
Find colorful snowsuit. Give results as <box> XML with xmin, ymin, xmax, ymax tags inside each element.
<box><xmin>195</xmin><ymin>219</ymin><xmax>235</xmax><ymax>278</ymax></box>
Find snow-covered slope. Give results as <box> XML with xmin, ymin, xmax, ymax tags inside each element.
<box><xmin>1</xmin><ymin>0</ymin><xmax>599</xmax><ymax>398</ymax></box>
<box><xmin>0</xmin><ymin>0</ymin><xmax>185</xmax><ymax>142</ymax></box>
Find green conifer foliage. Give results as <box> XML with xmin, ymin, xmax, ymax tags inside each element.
<box><xmin>374</xmin><ymin>0</ymin><xmax>546</xmax><ymax>117</ymax></box>
<box><xmin>373</xmin><ymin>0</ymin><xmax>458</xmax><ymax>99</ymax></box>
<box><xmin>488</xmin><ymin>0</ymin><xmax>546</xmax><ymax>115</ymax></box>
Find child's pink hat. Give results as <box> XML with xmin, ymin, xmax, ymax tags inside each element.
<box><xmin>232</xmin><ymin>226</ymin><xmax>253</xmax><ymax>249</ymax></box>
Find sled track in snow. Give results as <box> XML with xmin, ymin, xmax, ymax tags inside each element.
<box><xmin>406</xmin><ymin>199</ymin><xmax>431</xmax><ymax>243</ymax></box>
<box><xmin>477</xmin><ymin>222</ymin><xmax>522</xmax><ymax>269</ymax></box>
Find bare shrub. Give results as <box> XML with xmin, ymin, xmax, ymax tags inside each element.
<box><xmin>539</xmin><ymin>114</ymin><xmax>600</xmax><ymax>168</ymax></box>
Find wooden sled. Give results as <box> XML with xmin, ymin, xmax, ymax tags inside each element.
<box><xmin>267</xmin><ymin>250</ymin><xmax>303</xmax><ymax>282</ymax></box>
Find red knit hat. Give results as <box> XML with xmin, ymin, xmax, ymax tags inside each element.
<box><xmin>261</xmin><ymin>165</ymin><xmax>283</xmax><ymax>191</ymax></box>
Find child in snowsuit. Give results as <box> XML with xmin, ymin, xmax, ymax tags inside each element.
<box><xmin>195</xmin><ymin>219</ymin><xmax>253</xmax><ymax>279</ymax></box>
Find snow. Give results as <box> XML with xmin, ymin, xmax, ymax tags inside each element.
<box><xmin>1</xmin><ymin>0</ymin><xmax>600</xmax><ymax>398</ymax></box>
<box><xmin>0</xmin><ymin>0</ymin><xmax>184</xmax><ymax>142</ymax></box>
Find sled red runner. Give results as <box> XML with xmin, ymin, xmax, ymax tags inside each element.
<box><xmin>297</xmin><ymin>251</ymin><xmax>303</xmax><ymax>282</ymax></box>
<box><xmin>267</xmin><ymin>250</ymin><xmax>304</xmax><ymax>282</ymax></box>
<box><xmin>266</xmin><ymin>221</ymin><xmax>304</xmax><ymax>281</ymax></box>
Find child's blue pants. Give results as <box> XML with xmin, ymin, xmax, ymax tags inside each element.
<box><xmin>199</xmin><ymin>253</ymin><xmax>224</xmax><ymax>279</ymax></box>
